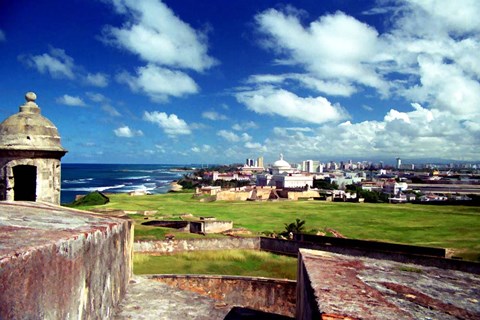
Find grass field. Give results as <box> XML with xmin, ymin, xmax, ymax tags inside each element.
<box><xmin>134</xmin><ymin>250</ymin><xmax>297</xmax><ymax>279</ymax></box>
<box><xmin>78</xmin><ymin>191</ymin><xmax>480</xmax><ymax>261</ymax></box>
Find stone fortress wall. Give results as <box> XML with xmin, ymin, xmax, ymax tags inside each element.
<box><xmin>0</xmin><ymin>202</ymin><xmax>133</xmax><ymax>319</ymax></box>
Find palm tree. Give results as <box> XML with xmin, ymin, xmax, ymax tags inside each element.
<box><xmin>284</xmin><ymin>218</ymin><xmax>306</xmax><ymax>233</ymax></box>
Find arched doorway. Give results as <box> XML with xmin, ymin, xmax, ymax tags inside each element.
<box><xmin>13</xmin><ymin>165</ymin><xmax>37</xmax><ymax>201</ymax></box>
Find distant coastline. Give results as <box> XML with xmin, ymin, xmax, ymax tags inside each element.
<box><xmin>60</xmin><ymin>163</ymin><xmax>185</xmax><ymax>204</ymax></box>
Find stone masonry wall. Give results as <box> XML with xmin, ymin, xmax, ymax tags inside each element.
<box><xmin>0</xmin><ymin>202</ymin><xmax>134</xmax><ymax>319</ymax></box>
<box><xmin>134</xmin><ymin>237</ymin><xmax>260</xmax><ymax>253</ymax></box>
<box><xmin>151</xmin><ymin>274</ymin><xmax>296</xmax><ymax>317</ymax></box>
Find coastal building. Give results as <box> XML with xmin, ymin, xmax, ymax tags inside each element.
<box><xmin>257</xmin><ymin>154</ymin><xmax>313</xmax><ymax>189</ymax></box>
<box><xmin>0</xmin><ymin>92</ymin><xmax>67</xmax><ymax>204</ymax></box>
<box><xmin>257</xmin><ymin>156</ymin><xmax>264</xmax><ymax>169</ymax></box>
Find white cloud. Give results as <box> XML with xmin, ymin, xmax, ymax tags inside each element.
<box><xmin>202</xmin><ymin>111</ymin><xmax>227</xmax><ymax>121</ymax></box>
<box><xmin>103</xmin><ymin>0</ymin><xmax>216</xmax><ymax>71</ymax></box>
<box><xmin>56</xmin><ymin>94</ymin><xmax>86</xmax><ymax>107</ymax></box>
<box><xmin>265</xmin><ymin>103</ymin><xmax>479</xmax><ymax>161</ymax></box>
<box><xmin>102</xmin><ymin>105</ymin><xmax>121</xmax><ymax>117</ymax></box>
<box><xmin>117</xmin><ymin>64</ymin><xmax>198</xmax><ymax>102</ymax></box>
<box><xmin>86</xmin><ymin>92</ymin><xmax>107</xmax><ymax>103</ymax></box>
<box><xmin>191</xmin><ymin>144</ymin><xmax>212</xmax><ymax>153</ymax></box>
<box><xmin>232</xmin><ymin>121</ymin><xmax>258</xmax><ymax>131</ymax></box>
<box><xmin>236</xmin><ymin>86</ymin><xmax>349</xmax><ymax>124</ymax></box>
<box><xmin>370</xmin><ymin>1</ymin><xmax>480</xmax><ymax>117</ymax></box>
<box><xmin>85</xmin><ymin>72</ymin><xmax>109</xmax><ymax>87</ymax></box>
<box><xmin>22</xmin><ymin>47</ymin><xmax>75</xmax><ymax>79</ymax></box>
<box><xmin>0</xmin><ymin>29</ymin><xmax>5</xmax><ymax>42</ymax></box>
<box><xmin>114</xmin><ymin>125</ymin><xmax>143</xmax><ymax>138</ymax></box>
<box><xmin>143</xmin><ymin>111</ymin><xmax>191</xmax><ymax>136</ymax></box>
<box><xmin>244</xmin><ymin>142</ymin><xmax>267</xmax><ymax>152</ymax></box>
<box><xmin>217</xmin><ymin>130</ymin><xmax>240</xmax><ymax>142</ymax></box>
<box><xmin>248</xmin><ymin>73</ymin><xmax>357</xmax><ymax>97</ymax></box>
<box><xmin>217</xmin><ymin>130</ymin><xmax>252</xmax><ymax>142</ymax></box>
<box><xmin>255</xmin><ymin>9</ymin><xmax>387</xmax><ymax>95</ymax></box>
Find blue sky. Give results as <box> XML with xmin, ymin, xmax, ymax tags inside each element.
<box><xmin>0</xmin><ymin>0</ymin><xmax>479</xmax><ymax>165</ymax></box>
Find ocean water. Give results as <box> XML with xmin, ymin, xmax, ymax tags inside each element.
<box><xmin>61</xmin><ymin>163</ymin><xmax>188</xmax><ymax>204</ymax></box>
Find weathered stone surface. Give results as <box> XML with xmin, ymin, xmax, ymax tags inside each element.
<box><xmin>0</xmin><ymin>201</ymin><xmax>133</xmax><ymax>319</ymax></box>
<box><xmin>296</xmin><ymin>249</ymin><xmax>480</xmax><ymax>320</ymax></box>
<box><xmin>134</xmin><ymin>237</ymin><xmax>260</xmax><ymax>254</ymax></box>
<box><xmin>152</xmin><ymin>274</ymin><xmax>296</xmax><ymax>317</ymax></box>
<box><xmin>115</xmin><ymin>275</ymin><xmax>230</xmax><ymax>319</ymax></box>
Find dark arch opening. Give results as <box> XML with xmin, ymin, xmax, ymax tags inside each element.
<box><xmin>13</xmin><ymin>165</ymin><xmax>37</xmax><ymax>201</ymax></box>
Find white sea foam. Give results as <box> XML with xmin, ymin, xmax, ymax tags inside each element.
<box><xmin>63</xmin><ymin>184</ymin><xmax>126</xmax><ymax>192</ymax></box>
<box><xmin>63</xmin><ymin>178</ymin><xmax>94</xmax><ymax>184</ymax></box>
<box><xmin>122</xmin><ymin>176</ymin><xmax>150</xmax><ymax>180</ymax></box>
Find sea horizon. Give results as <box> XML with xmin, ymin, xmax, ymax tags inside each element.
<box><xmin>60</xmin><ymin>163</ymin><xmax>197</xmax><ymax>204</ymax></box>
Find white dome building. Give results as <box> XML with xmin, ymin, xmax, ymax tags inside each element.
<box><xmin>271</xmin><ymin>154</ymin><xmax>294</xmax><ymax>175</ymax></box>
<box><xmin>257</xmin><ymin>154</ymin><xmax>313</xmax><ymax>189</ymax></box>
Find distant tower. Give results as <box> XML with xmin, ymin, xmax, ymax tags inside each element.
<box><xmin>0</xmin><ymin>92</ymin><xmax>67</xmax><ymax>204</ymax></box>
<box><xmin>257</xmin><ymin>156</ymin><xmax>264</xmax><ymax>168</ymax></box>
<box><xmin>396</xmin><ymin>157</ymin><xmax>402</xmax><ymax>169</ymax></box>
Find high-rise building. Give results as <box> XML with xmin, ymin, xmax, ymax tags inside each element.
<box><xmin>257</xmin><ymin>156</ymin><xmax>264</xmax><ymax>168</ymax></box>
<box><xmin>396</xmin><ymin>157</ymin><xmax>402</xmax><ymax>169</ymax></box>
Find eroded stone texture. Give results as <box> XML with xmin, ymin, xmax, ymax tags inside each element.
<box><xmin>151</xmin><ymin>274</ymin><xmax>296</xmax><ymax>317</ymax></box>
<box><xmin>296</xmin><ymin>249</ymin><xmax>480</xmax><ymax>320</ymax></box>
<box><xmin>0</xmin><ymin>201</ymin><xmax>133</xmax><ymax>319</ymax></box>
<box><xmin>134</xmin><ymin>237</ymin><xmax>260</xmax><ymax>254</ymax></box>
<box><xmin>115</xmin><ymin>276</ymin><xmax>230</xmax><ymax>320</ymax></box>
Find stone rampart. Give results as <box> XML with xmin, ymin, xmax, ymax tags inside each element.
<box><xmin>150</xmin><ymin>274</ymin><xmax>296</xmax><ymax>317</ymax></box>
<box><xmin>216</xmin><ymin>190</ymin><xmax>252</xmax><ymax>201</ymax></box>
<box><xmin>0</xmin><ymin>202</ymin><xmax>133</xmax><ymax>319</ymax></box>
<box><xmin>134</xmin><ymin>237</ymin><xmax>260</xmax><ymax>253</ymax></box>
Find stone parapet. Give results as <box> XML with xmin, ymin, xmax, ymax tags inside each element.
<box><xmin>151</xmin><ymin>274</ymin><xmax>296</xmax><ymax>317</ymax></box>
<box><xmin>0</xmin><ymin>201</ymin><xmax>133</xmax><ymax>319</ymax></box>
<box><xmin>134</xmin><ymin>237</ymin><xmax>260</xmax><ymax>253</ymax></box>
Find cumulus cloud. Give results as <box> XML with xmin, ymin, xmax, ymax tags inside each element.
<box><xmin>232</xmin><ymin>121</ymin><xmax>258</xmax><ymax>131</ymax></box>
<box><xmin>247</xmin><ymin>73</ymin><xmax>357</xmax><ymax>97</ymax></box>
<box><xmin>86</xmin><ymin>92</ymin><xmax>108</xmax><ymax>103</ymax></box>
<box><xmin>85</xmin><ymin>72</ymin><xmax>109</xmax><ymax>87</ymax></box>
<box><xmin>103</xmin><ymin>0</ymin><xmax>216</xmax><ymax>71</ymax></box>
<box><xmin>265</xmin><ymin>103</ymin><xmax>478</xmax><ymax>161</ymax></box>
<box><xmin>202</xmin><ymin>111</ymin><xmax>228</xmax><ymax>121</ymax></box>
<box><xmin>244</xmin><ymin>141</ymin><xmax>267</xmax><ymax>152</ymax></box>
<box><xmin>191</xmin><ymin>144</ymin><xmax>212</xmax><ymax>153</ymax></box>
<box><xmin>143</xmin><ymin>111</ymin><xmax>191</xmax><ymax>136</ymax></box>
<box><xmin>102</xmin><ymin>105</ymin><xmax>121</xmax><ymax>117</ymax></box>
<box><xmin>217</xmin><ymin>130</ymin><xmax>252</xmax><ymax>142</ymax></box>
<box><xmin>372</xmin><ymin>0</ymin><xmax>480</xmax><ymax>116</ymax></box>
<box><xmin>236</xmin><ymin>86</ymin><xmax>349</xmax><ymax>124</ymax></box>
<box><xmin>21</xmin><ymin>47</ymin><xmax>76</xmax><ymax>79</ymax></box>
<box><xmin>56</xmin><ymin>94</ymin><xmax>86</xmax><ymax>107</ymax></box>
<box><xmin>114</xmin><ymin>125</ymin><xmax>143</xmax><ymax>138</ymax></box>
<box><xmin>117</xmin><ymin>64</ymin><xmax>198</xmax><ymax>102</ymax></box>
<box><xmin>20</xmin><ymin>47</ymin><xmax>110</xmax><ymax>87</ymax></box>
<box><xmin>255</xmin><ymin>9</ymin><xmax>387</xmax><ymax>95</ymax></box>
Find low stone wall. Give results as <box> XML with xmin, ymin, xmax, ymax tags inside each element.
<box><xmin>0</xmin><ymin>202</ymin><xmax>133</xmax><ymax>319</ymax></box>
<box><xmin>204</xmin><ymin>220</ymin><xmax>233</xmax><ymax>233</ymax></box>
<box><xmin>261</xmin><ymin>237</ymin><xmax>480</xmax><ymax>274</ymax></box>
<box><xmin>286</xmin><ymin>190</ymin><xmax>320</xmax><ymax>200</ymax></box>
<box><xmin>216</xmin><ymin>190</ymin><xmax>252</xmax><ymax>201</ymax></box>
<box><xmin>151</xmin><ymin>274</ymin><xmax>296</xmax><ymax>317</ymax></box>
<box><xmin>134</xmin><ymin>237</ymin><xmax>260</xmax><ymax>253</ymax></box>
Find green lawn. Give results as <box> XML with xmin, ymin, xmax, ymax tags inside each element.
<box><xmin>77</xmin><ymin>191</ymin><xmax>480</xmax><ymax>261</ymax></box>
<box><xmin>134</xmin><ymin>250</ymin><xmax>297</xmax><ymax>279</ymax></box>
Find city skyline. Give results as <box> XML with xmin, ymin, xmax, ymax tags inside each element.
<box><xmin>0</xmin><ymin>0</ymin><xmax>479</xmax><ymax>164</ymax></box>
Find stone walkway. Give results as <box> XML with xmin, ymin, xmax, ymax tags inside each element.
<box><xmin>114</xmin><ymin>276</ymin><xmax>231</xmax><ymax>319</ymax></box>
